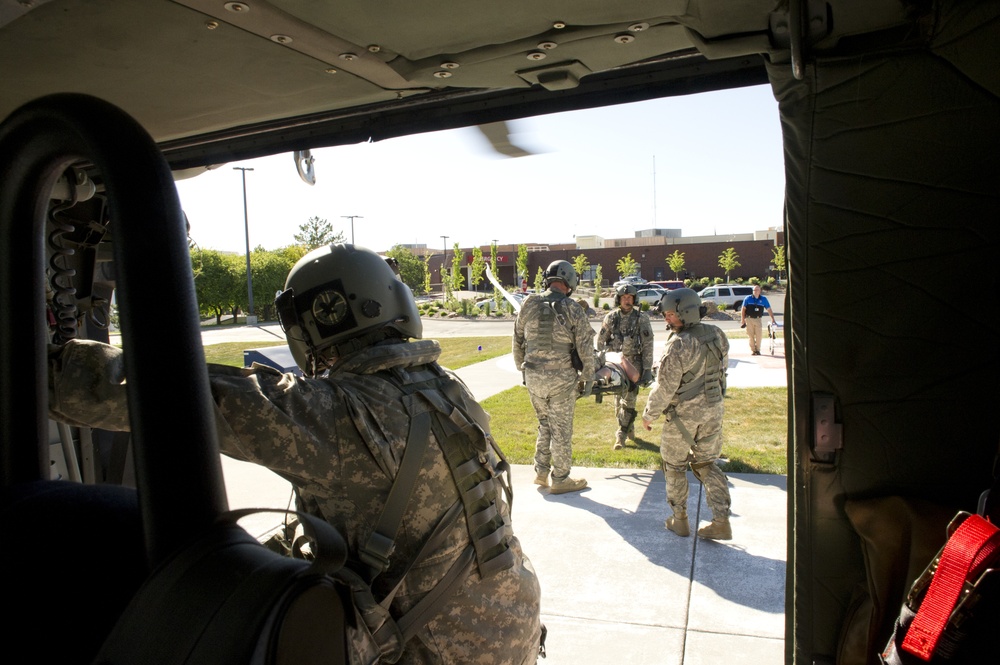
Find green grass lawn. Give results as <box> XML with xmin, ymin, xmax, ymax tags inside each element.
<box><xmin>201</xmin><ymin>336</ymin><xmax>511</xmax><ymax>370</ymax></box>
<box><xmin>202</xmin><ymin>332</ymin><xmax>787</xmax><ymax>474</ymax></box>
<box><xmin>483</xmin><ymin>385</ymin><xmax>787</xmax><ymax>474</ymax></box>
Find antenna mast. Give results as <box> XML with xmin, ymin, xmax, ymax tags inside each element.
<box><xmin>652</xmin><ymin>155</ymin><xmax>657</xmax><ymax>227</ymax></box>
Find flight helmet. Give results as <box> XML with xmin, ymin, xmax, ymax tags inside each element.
<box><xmin>275</xmin><ymin>244</ymin><xmax>421</xmax><ymax>375</ymax></box>
<box><xmin>543</xmin><ymin>260</ymin><xmax>578</xmax><ymax>293</ymax></box>
<box><xmin>654</xmin><ymin>288</ymin><xmax>707</xmax><ymax>327</ymax></box>
<box><xmin>614</xmin><ymin>283</ymin><xmax>638</xmax><ymax>307</ymax></box>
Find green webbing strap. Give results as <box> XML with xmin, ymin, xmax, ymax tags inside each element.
<box><xmin>359</xmin><ymin>410</ymin><xmax>432</xmax><ymax>578</ymax></box>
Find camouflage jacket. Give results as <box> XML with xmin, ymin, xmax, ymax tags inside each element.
<box><xmin>642</xmin><ymin>322</ymin><xmax>730</xmax><ymax>422</ymax></box>
<box><xmin>596</xmin><ymin>308</ymin><xmax>654</xmax><ymax>370</ymax></box>
<box><xmin>512</xmin><ymin>288</ymin><xmax>595</xmax><ymax>378</ymax></box>
<box><xmin>48</xmin><ymin>338</ymin><xmax>542</xmax><ymax>665</ymax></box>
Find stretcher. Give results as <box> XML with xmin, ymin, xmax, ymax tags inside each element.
<box><xmin>579</xmin><ymin>351</ymin><xmax>640</xmax><ymax>403</ymax></box>
<box><xmin>768</xmin><ymin>321</ymin><xmax>784</xmax><ymax>356</ymax></box>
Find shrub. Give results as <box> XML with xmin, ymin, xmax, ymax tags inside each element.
<box><xmin>602</xmin><ymin>303</ymin><xmax>611</xmax><ymax>310</ymax></box>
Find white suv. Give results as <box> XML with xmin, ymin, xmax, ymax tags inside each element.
<box><xmin>697</xmin><ymin>285</ymin><xmax>755</xmax><ymax>310</ymax></box>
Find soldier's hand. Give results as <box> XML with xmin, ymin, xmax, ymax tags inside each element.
<box><xmin>640</xmin><ymin>369</ymin><xmax>653</xmax><ymax>387</ymax></box>
<box><xmin>740</xmin><ymin>322</ymin><xmax>746</xmax><ymax>329</ymax></box>
<box><xmin>642</xmin><ymin>418</ymin><xmax>653</xmax><ymax>431</ymax></box>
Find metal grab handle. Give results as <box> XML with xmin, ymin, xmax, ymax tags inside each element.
<box><xmin>0</xmin><ymin>93</ymin><xmax>228</xmax><ymax>567</ymax></box>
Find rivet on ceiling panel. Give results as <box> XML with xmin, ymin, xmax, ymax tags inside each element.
<box><xmin>440</xmin><ymin>62</ymin><xmax>460</xmax><ymax>69</ymax></box>
<box><xmin>433</xmin><ymin>71</ymin><xmax>453</xmax><ymax>78</ymax></box>
<box><xmin>614</xmin><ymin>34</ymin><xmax>635</xmax><ymax>44</ymax></box>
<box><xmin>629</xmin><ymin>23</ymin><xmax>649</xmax><ymax>32</ymax></box>
<box><xmin>552</xmin><ymin>21</ymin><xmax>566</xmax><ymax>29</ymax></box>
<box><xmin>339</xmin><ymin>53</ymin><xmax>358</xmax><ymax>61</ymax></box>
<box><xmin>537</xmin><ymin>41</ymin><xmax>557</xmax><ymax>50</ymax></box>
<box><xmin>368</xmin><ymin>45</ymin><xmax>381</xmax><ymax>53</ymax></box>
<box><xmin>224</xmin><ymin>2</ymin><xmax>249</xmax><ymax>13</ymax></box>
<box><xmin>526</xmin><ymin>51</ymin><xmax>546</xmax><ymax>61</ymax></box>
<box><xmin>205</xmin><ymin>20</ymin><xmax>219</xmax><ymax>30</ymax></box>
<box><xmin>270</xmin><ymin>34</ymin><xmax>292</xmax><ymax>44</ymax></box>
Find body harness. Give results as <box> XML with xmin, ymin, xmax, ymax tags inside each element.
<box><xmin>674</xmin><ymin>325</ymin><xmax>727</xmax><ymax>404</ymax></box>
<box><xmin>523</xmin><ymin>292</ymin><xmax>580</xmax><ymax>371</ymax></box>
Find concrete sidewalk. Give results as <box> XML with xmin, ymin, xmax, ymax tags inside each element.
<box><xmin>219</xmin><ymin>325</ymin><xmax>788</xmax><ymax>664</ymax></box>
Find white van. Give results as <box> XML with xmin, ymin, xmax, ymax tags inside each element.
<box><xmin>697</xmin><ymin>285</ymin><xmax>755</xmax><ymax>310</ymax></box>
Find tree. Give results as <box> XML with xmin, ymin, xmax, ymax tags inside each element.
<box><xmin>667</xmin><ymin>250</ymin><xmax>686</xmax><ymax>279</ymax></box>
<box><xmin>450</xmin><ymin>242</ymin><xmax>465</xmax><ymax>291</ymax></box>
<box><xmin>771</xmin><ymin>245</ymin><xmax>786</xmax><ymax>282</ymax></box>
<box><xmin>293</xmin><ymin>216</ymin><xmax>344</xmax><ymax>249</ymax></box>
<box><xmin>516</xmin><ymin>244</ymin><xmax>528</xmax><ymax>286</ymax></box>
<box><xmin>470</xmin><ymin>246</ymin><xmax>486</xmax><ymax>291</ymax></box>
<box><xmin>533</xmin><ymin>266</ymin><xmax>544</xmax><ymax>293</ymax></box>
<box><xmin>593</xmin><ymin>265</ymin><xmax>603</xmax><ymax>308</ymax></box>
<box><xmin>490</xmin><ymin>242</ymin><xmax>502</xmax><ymax>308</ymax></box>
<box><xmin>572</xmin><ymin>254</ymin><xmax>590</xmax><ymax>285</ymax></box>
<box><xmin>192</xmin><ymin>248</ymin><xmax>241</xmax><ymax>325</ymax></box>
<box><xmin>718</xmin><ymin>247</ymin><xmax>741</xmax><ymax>282</ymax></box>
<box><xmin>386</xmin><ymin>245</ymin><xmax>426</xmax><ymax>292</ymax></box>
<box><xmin>422</xmin><ymin>255</ymin><xmax>432</xmax><ymax>295</ymax></box>
<box><xmin>616</xmin><ymin>253</ymin><xmax>639</xmax><ymax>279</ymax></box>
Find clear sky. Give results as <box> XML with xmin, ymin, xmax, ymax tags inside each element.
<box><xmin>174</xmin><ymin>83</ymin><xmax>785</xmax><ymax>255</ymax></box>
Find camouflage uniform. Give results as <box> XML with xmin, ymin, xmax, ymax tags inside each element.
<box><xmin>49</xmin><ymin>338</ymin><xmax>543</xmax><ymax>665</ymax></box>
<box><xmin>642</xmin><ymin>322</ymin><xmax>731</xmax><ymax>522</ymax></box>
<box><xmin>596</xmin><ymin>307</ymin><xmax>654</xmax><ymax>443</ymax></box>
<box><xmin>512</xmin><ymin>288</ymin><xmax>595</xmax><ymax>482</ymax></box>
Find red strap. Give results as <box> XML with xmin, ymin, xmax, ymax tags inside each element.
<box><xmin>901</xmin><ymin>514</ymin><xmax>1000</xmax><ymax>661</ymax></box>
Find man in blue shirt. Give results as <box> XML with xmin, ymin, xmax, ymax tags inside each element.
<box><xmin>740</xmin><ymin>284</ymin><xmax>777</xmax><ymax>356</ymax></box>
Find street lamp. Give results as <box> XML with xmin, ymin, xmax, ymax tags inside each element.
<box><xmin>233</xmin><ymin>166</ymin><xmax>256</xmax><ymax>325</ymax></box>
<box><xmin>341</xmin><ymin>215</ymin><xmax>363</xmax><ymax>244</ymax></box>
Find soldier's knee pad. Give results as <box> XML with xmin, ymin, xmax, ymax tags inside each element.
<box><xmin>690</xmin><ymin>460</ymin><xmax>720</xmax><ymax>483</ymax></box>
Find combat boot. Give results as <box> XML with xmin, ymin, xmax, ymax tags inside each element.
<box><xmin>626</xmin><ymin>427</ymin><xmax>636</xmax><ymax>443</ymax></box>
<box><xmin>533</xmin><ymin>470</ymin><xmax>549</xmax><ymax>487</ymax></box>
<box><xmin>549</xmin><ymin>477</ymin><xmax>587</xmax><ymax>494</ymax></box>
<box><xmin>697</xmin><ymin>518</ymin><xmax>732</xmax><ymax>540</ymax></box>
<box><xmin>613</xmin><ymin>431</ymin><xmax>625</xmax><ymax>450</ymax></box>
<box><xmin>664</xmin><ymin>511</ymin><xmax>690</xmax><ymax>537</ymax></box>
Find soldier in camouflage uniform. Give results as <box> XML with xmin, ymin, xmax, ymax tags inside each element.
<box><xmin>596</xmin><ymin>283</ymin><xmax>654</xmax><ymax>449</ymax></box>
<box><xmin>513</xmin><ymin>260</ymin><xmax>595</xmax><ymax>495</ymax></box>
<box><xmin>641</xmin><ymin>288</ymin><xmax>733</xmax><ymax>541</ymax></box>
<box><xmin>48</xmin><ymin>244</ymin><xmax>544</xmax><ymax>664</ymax></box>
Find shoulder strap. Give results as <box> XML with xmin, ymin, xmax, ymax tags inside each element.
<box><xmin>358</xmin><ymin>410</ymin><xmax>433</xmax><ymax>578</ymax></box>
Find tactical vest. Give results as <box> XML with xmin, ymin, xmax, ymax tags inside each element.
<box><xmin>360</xmin><ymin>363</ymin><xmax>515</xmax><ymax>584</ymax></box>
<box><xmin>523</xmin><ymin>292</ymin><xmax>574</xmax><ymax>361</ymax></box>
<box><xmin>674</xmin><ymin>325</ymin><xmax>726</xmax><ymax>404</ymax></box>
<box><xmin>606</xmin><ymin>309</ymin><xmax>641</xmax><ymax>356</ymax></box>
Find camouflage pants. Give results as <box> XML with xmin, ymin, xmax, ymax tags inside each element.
<box><xmin>659</xmin><ymin>402</ymin><xmax>731</xmax><ymax>520</ymax></box>
<box><xmin>614</xmin><ymin>371</ymin><xmax>640</xmax><ymax>434</ymax></box>
<box><xmin>746</xmin><ymin>317</ymin><xmax>763</xmax><ymax>354</ymax></box>
<box><xmin>525</xmin><ymin>368</ymin><xmax>579</xmax><ymax>481</ymax></box>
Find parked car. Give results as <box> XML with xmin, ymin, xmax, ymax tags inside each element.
<box><xmin>697</xmin><ymin>284</ymin><xmax>755</xmax><ymax>310</ymax></box>
<box><xmin>634</xmin><ymin>286</ymin><xmax>668</xmax><ymax>307</ymax></box>
<box><xmin>647</xmin><ymin>280</ymin><xmax>685</xmax><ymax>291</ymax></box>
<box><xmin>613</xmin><ymin>275</ymin><xmax>647</xmax><ymax>289</ymax></box>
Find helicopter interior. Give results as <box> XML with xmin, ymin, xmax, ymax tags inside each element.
<box><xmin>1</xmin><ymin>1</ymin><xmax>998</xmax><ymax>663</ymax></box>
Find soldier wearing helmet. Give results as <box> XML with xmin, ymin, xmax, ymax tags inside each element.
<box><xmin>48</xmin><ymin>244</ymin><xmax>544</xmax><ymax>662</ymax></box>
<box><xmin>642</xmin><ymin>288</ymin><xmax>733</xmax><ymax>540</ymax></box>
<box><xmin>596</xmin><ymin>283</ymin><xmax>654</xmax><ymax>449</ymax></box>
<box><xmin>513</xmin><ymin>260</ymin><xmax>595</xmax><ymax>495</ymax></box>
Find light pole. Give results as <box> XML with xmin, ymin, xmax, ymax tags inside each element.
<box><xmin>341</xmin><ymin>215</ymin><xmax>363</xmax><ymax>244</ymax></box>
<box><xmin>233</xmin><ymin>166</ymin><xmax>256</xmax><ymax>325</ymax></box>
